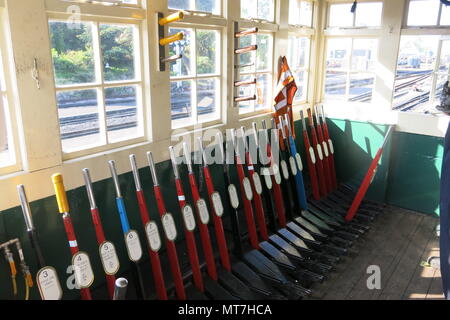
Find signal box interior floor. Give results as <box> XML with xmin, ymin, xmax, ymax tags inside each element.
<box><xmin>309</xmin><ymin>206</ymin><xmax>444</xmax><ymax>300</ymax></box>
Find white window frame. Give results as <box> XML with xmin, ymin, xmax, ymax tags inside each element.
<box><xmin>168</xmin><ymin>0</ymin><xmax>224</xmax><ymax>18</ymax></box>
<box><xmin>238</xmin><ymin>31</ymin><xmax>275</xmax><ymax>117</ymax></box>
<box><xmin>0</xmin><ymin>7</ymin><xmax>21</xmax><ymax>175</ymax></box>
<box><xmin>288</xmin><ymin>0</ymin><xmax>314</xmax><ymax>28</ymax></box>
<box><xmin>323</xmin><ymin>37</ymin><xmax>379</xmax><ymax>103</ymax></box>
<box><xmin>47</xmin><ymin>13</ymin><xmax>147</xmax><ymax>160</ymax></box>
<box><xmin>404</xmin><ymin>0</ymin><xmax>450</xmax><ymax>28</ymax></box>
<box><xmin>326</xmin><ymin>0</ymin><xmax>384</xmax><ymax>29</ymax></box>
<box><xmin>240</xmin><ymin>0</ymin><xmax>276</xmax><ymax>23</ymax></box>
<box><xmin>168</xmin><ymin>24</ymin><xmax>223</xmax><ymax>130</ymax></box>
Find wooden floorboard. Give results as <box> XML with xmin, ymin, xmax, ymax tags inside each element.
<box><xmin>311</xmin><ymin>206</ymin><xmax>442</xmax><ymax>300</ymax></box>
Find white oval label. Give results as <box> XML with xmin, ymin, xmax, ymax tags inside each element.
<box><xmin>125</xmin><ymin>230</ymin><xmax>143</xmax><ymax>262</ymax></box>
<box><xmin>228</xmin><ymin>184</ymin><xmax>240</xmax><ymax>209</ymax></box>
<box><xmin>162</xmin><ymin>213</ymin><xmax>178</xmax><ymax>241</ymax></box>
<box><xmin>146</xmin><ymin>221</ymin><xmax>162</xmax><ymax>252</ymax></box>
<box><xmin>322</xmin><ymin>141</ymin><xmax>329</xmax><ymax>157</ymax></box>
<box><xmin>36</xmin><ymin>267</ymin><xmax>63</xmax><ymax>300</ymax></box>
<box><xmin>197</xmin><ymin>199</ymin><xmax>210</xmax><ymax>225</ymax></box>
<box><xmin>262</xmin><ymin>168</ymin><xmax>273</xmax><ymax>190</ymax></box>
<box><xmin>309</xmin><ymin>147</ymin><xmax>316</xmax><ymax>164</ymax></box>
<box><xmin>243</xmin><ymin>177</ymin><xmax>254</xmax><ymax>201</ymax></box>
<box><xmin>295</xmin><ymin>153</ymin><xmax>303</xmax><ymax>171</ymax></box>
<box><xmin>272</xmin><ymin>164</ymin><xmax>282</xmax><ymax>185</ymax></box>
<box><xmin>211</xmin><ymin>192</ymin><xmax>224</xmax><ymax>217</ymax></box>
<box><xmin>252</xmin><ymin>173</ymin><xmax>263</xmax><ymax>195</ymax></box>
<box><xmin>182</xmin><ymin>205</ymin><xmax>197</xmax><ymax>232</ymax></box>
<box><xmin>317</xmin><ymin>144</ymin><xmax>324</xmax><ymax>160</ymax></box>
<box><xmin>99</xmin><ymin>241</ymin><xmax>120</xmax><ymax>275</ymax></box>
<box><xmin>281</xmin><ymin>160</ymin><xmax>290</xmax><ymax>180</ymax></box>
<box><xmin>72</xmin><ymin>252</ymin><xmax>95</xmax><ymax>289</ymax></box>
<box><xmin>328</xmin><ymin>139</ymin><xmax>334</xmax><ymax>154</ymax></box>
<box><xmin>289</xmin><ymin>157</ymin><xmax>298</xmax><ymax>176</ymax></box>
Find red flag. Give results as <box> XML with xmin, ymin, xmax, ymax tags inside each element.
<box><xmin>274</xmin><ymin>56</ymin><xmax>297</xmax><ymax>148</ymax></box>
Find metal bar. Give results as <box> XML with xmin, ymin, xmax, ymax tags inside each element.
<box><xmin>235</xmin><ymin>27</ymin><xmax>258</xmax><ymax>38</ymax></box>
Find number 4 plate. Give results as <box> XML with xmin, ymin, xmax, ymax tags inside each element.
<box><xmin>72</xmin><ymin>251</ymin><xmax>95</xmax><ymax>289</ymax></box>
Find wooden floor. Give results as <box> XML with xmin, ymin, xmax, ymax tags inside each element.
<box><xmin>310</xmin><ymin>206</ymin><xmax>444</xmax><ymax>300</ymax></box>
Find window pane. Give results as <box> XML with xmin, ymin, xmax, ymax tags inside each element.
<box><xmin>288</xmin><ymin>37</ymin><xmax>310</xmax><ymax>70</ymax></box>
<box><xmin>169</xmin><ymin>28</ymin><xmax>193</xmax><ymax>77</ymax></box>
<box><xmin>241</xmin><ymin>0</ymin><xmax>258</xmax><ymax>19</ymax></box>
<box><xmin>256</xmin><ymin>73</ymin><xmax>271</xmax><ymax>110</ymax></box>
<box><xmin>355</xmin><ymin>2</ymin><xmax>383</xmax><ymax>27</ymax></box>
<box><xmin>329</xmin><ymin>3</ymin><xmax>353</xmax><ymax>27</ymax></box>
<box><xmin>105</xmin><ymin>86</ymin><xmax>141</xmax><ymax>143</ymax></box>
<box><xmin>289</xmin><ymin>0</ymin><xmax>301</xmax><ymax>25</ymax></box>
<box><xmin>407</xmin><ymin>0</ymin><xmax>440</xmax><ymax>26</ymax></box>
<box><xmin>293</xmin><ymin>70</ymin><xmax>307</xmax><ymax>102</ymax></box>
<box><xmin>325</xmin><ymin>71</ymin><xmax>347</xmax><ymax>101</ymax></box>
<box><xmin>300</xmin><ymin>1</ymin><xmax>313</xmax><ymax>27</ymax></box>
<box><xmin>439</xmin><ymin>40</ymin><xmax>450</xmax><ymax>74</ymax></box>
<box><xmin>168</xmin><ymin>0</ymin><xmax>191</xmax><ymax>11</ymax></box>
<box><xmin>441</xmin><ymin>4</ymin><xmax>450</xmax><ymax>25</ymax></box>
<box><xmin>351</xmin><ymin>39</ymin><xmax>378</xmax><ymax>72</ymax></box>
<box><xmin>394</xmin><ymin>36</ymin><xmax>438</xmax><ymax>112</ymax></box>
<box><xmin>100</xmin><ymin>24</ymin><xmax>136</xmax><ymax>82</ymax></box>
<box><xmin>171</xmin><ymin>80</ymin><xmax>192</xmax><ymax>126</ymax></box>
<box><xmin>326</xmin><ymin>38</ymin><xmax>351</xmax><ymax>70</ymax></box>
<box><xmin>57</xmin><ymin>89</ymin><xmax>102</xmax><ymax>152</ymax></box>
<box><xmin>197</xmin><ymin>78</ymin><xmax>219</xmax><ymax>123</ymax></box>
<box><xmin>239</xmin><ymin>35</ymin><xmax>255</xmax><ymax>73</ymax></box>
<box><xmin>49</xmin><ymin>21</ymin><xmax>95</xmax><ymax>86</ymax></box>
<box><xmin>238</xmin><ymin>75</ymin><xmax>256</xmax><ymax>114</ymax></box>
<box><xmin>435</xmin><ymin>74</ymin><xmax>450</xmax><ymax>100</ymax></box>
<box><xmin>256</xmin><ymin>34</ymin><xmax>272</xmax><ymax>72</ymax></box>
<box><xmin>196</xmin><ymin>0</ymin><xmax>219</xmax><ymax>14</ymax></box>
<box><xmin>197</xmin><ymin>30</ymin><xmax>218</xmax><ymax>75</ymax></box>
<box><xmin>258</xmin><ymin>0</ymin><xmax>274</xmax><ymax>21</ymax></box>
<box><xmin>0</xmin><ymin>95</ymin><xmax>14</xmax><ymax>167</ymax></box>
<box><xmin>349</xmin><ymin>73</ymin><xmax>375</xmax><ymax>102</ymax></box>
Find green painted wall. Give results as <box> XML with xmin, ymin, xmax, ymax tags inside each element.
<box><xmin>0</xmin><ymin>118</ymin><xmax>443</xmax><ymax>300</ymax></box>
<box><xmin>386</xmin><ymin>132</ymin><xmax>444</xmax><ymax>216</ymax></box>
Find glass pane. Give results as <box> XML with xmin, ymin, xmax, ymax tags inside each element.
<box><xmin>289</xmin><ymin>0</ymin><xmax>301</xmax><ymax>25</ymax></box>
<box><xmin>168</xmin><ymin>0</ymin><xmax>192</xmax><ymax>10</ymax></box>
<box><xmin>394</xmin><ymin>36</ymin><xmax>438</xmax><ymax>112</ymax></box>
<box><xmin>349</xmin><ymin>73</ymin><xmax>375</xmax><ymax>103</ymax></box>
<box><xmin>441</xmin><ymin>4</ymin><xmax>450</xmax><ymax>25</ymax></box>
<box><xmin>197</xmin><ymin>29</ymin><xmax>218</xmax><ymax>75</ymax></box>
<box><xmin>326</xmin><ymin>38</ymin><xmax>351</xmax><ymax>70</ymax></box>
<box><xmin>325</xmin><ymin>71</ymin><xmax>347</xmax><ymax>101</ymax></box>
<box><xmin>256</xmin><ymin>34</ymin><xmax>272</xmax><ymax>72</ymax></box>
<box><xmin>197</xmin><ymin>78</ymin><xmax>219</xmax><ymax>123</ymax></box>
<box><xmin>407</xmin><ymin>0</ymin><xmax>440</xmax><ymax>26</ymax></box>
<box><xmin>355</xmin><ymin>2</ymin><xmax>383</xmax><ymax>27</ymax></box>
<box><xmin>239</xmin><ymin>35</ymin><xmax>255</xmax><ymax>73</ymax></box>
<box><xmin>57</xmin><ymin>89</ymin><xmax>102</xmax><ymax>152</ymax></box>
<box><xmin>196</xmin><ymin>0</ymin><xmax>219</xmax><ymax>14</ymax></box>
<box><xmin>169</xmin><ymin>28</ymin><xmax>193</xmax><ymax>77</ymax></box>
<box><xmin>435</xmin><ymin>74</ymin><xmax>450</xmax><ymax>100</ymax></box>
<box><xmin>100</xmin><ymin>24</ymin><xmax>136</xmax><ymax>82</ymax></box>
<box><xmin>287</xmin><ymin>37</ymin><xmax>310</xmax><ymax>70</ymax></box>
<box><xmin>241</xmin><ymin>0</ymin><xmax>258</xmax><ymax>19</ymax></box>
<box><xmin>49</xmin><ymin>21</ymin><xmax>95</xmax><ymax>86</ymax></box>
<box><xmin>329</xmin><ymin>3</ymin><xmax>354</xmax><ymax>27</ymax></box>
<box><xmin>258</xmin><ymin>0</ymin><xmax>274</xmax><ymax>21</ymax></box>
<box><xmin>439</xmin><ymin>40</ymin><xmax>450</xmax><ymax>74</ymax></box>
<box><xmin>0</xmin><ymin>95</ymin><xmax>14</xmax><ymax>167</ymax></box>
<box><xmin>105</xmin><ymin>86</ymin><xmax>141</xmax><ymax>143</ymax></box>
<box><xmin>238</xmin><ymin>75</ymin><xmax>256</xmax><ymax>114</ymax></box>
<box><xmin>171</xmin><ymin>80</ymin><xmax>193</xmax><ymax>127</ymax></box>
<box><xmin>300</xmin><ymin>1</ymin><xmax>313</xmax><ymax>27</ymax></box>
<box><xmin>352</xmin><ymin>39</ymin><xmax>378</xmax><ymax>72</ymax></box>
<box><xmin>293</xmin><ymin>70</ymin><xmax>307</xmax><ymax>102</ymax></box>
<box><xmin>255</xmin><ymin>73</ymin><xmax>271</xmax><ymax>110</ymax></box>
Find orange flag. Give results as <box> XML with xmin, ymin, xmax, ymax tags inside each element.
<box><xmin>274</xmin><ymin>56</ymin><xmax>297</xmax><ymax>149</ymax></box>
